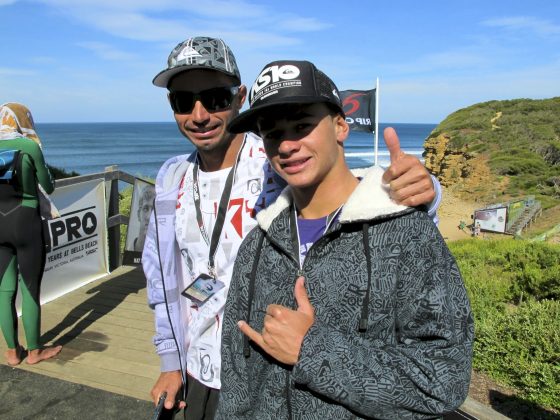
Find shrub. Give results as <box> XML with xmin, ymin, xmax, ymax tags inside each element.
<box><xmin>473</xmin><ymin>300</ymin><xmax>560</xmax><ymax>409</ymax></box>
<box><xmin>48</xmin><ymin>164</ymin><xmax>79</xmax><ymax>179</ymax></box>
<box><xmin>449</xmin><ymin>239</ymin><xmax>560</xmax><ymax>411</ymax></box>
<box><xmin>119</xmin><ymin>185</ymin><xmax>133</xmax><ymax>252</ymax></box>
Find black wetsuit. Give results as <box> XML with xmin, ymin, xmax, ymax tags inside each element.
<box><xmin>0</xmin><ymin>137</ymin><xmax>54</xmax><ymax>350</ymax></box>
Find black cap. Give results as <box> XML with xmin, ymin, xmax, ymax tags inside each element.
<box><xmin>228</xmin><ymin>60</ymin><xmax>343</xmax><ymax>133</ymax></box>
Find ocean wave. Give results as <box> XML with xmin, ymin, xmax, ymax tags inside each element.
<box><xmin>344</xmin><ymin>150</ymin><xmax>425</xmax><ymax>157</ymax></box>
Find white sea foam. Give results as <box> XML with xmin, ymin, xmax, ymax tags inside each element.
<box><xmin>37</xmin><ymin>122</ymin><xmax>435</xmax><ymax>178</ymax></box>
<box><xmin>344</xmin><ymin>150</ymin><xmax>425</xmax><ymax>157</ymax></box>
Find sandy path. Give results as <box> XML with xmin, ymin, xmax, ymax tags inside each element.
<box><xmin>437</xmin><ymin>187</ymin><xmax>477</xmax><ymax>241</ymax></box>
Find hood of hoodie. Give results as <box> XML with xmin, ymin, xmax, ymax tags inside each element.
<box><xmin>256</xmin><ymin>166</ymin><xmax>411</xmax><ymax>231</ymax></box>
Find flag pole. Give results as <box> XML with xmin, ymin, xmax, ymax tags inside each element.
<box><xmin>374</xmin><ymin>77</ymin><xmax>380</xmax><ymax>166</ymax></box>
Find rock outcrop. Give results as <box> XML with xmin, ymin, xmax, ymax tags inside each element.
<box><xmin>423</xmin><ymin>133</ymin><xmax>473</xmax><ymax>187</ymax></box>
<box><xmin>423</xmin><ymin>132</ymin><xmax>503</xmax><ymax>202</ymax></box>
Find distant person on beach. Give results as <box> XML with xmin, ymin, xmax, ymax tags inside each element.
<box><xmin>142</xmin><ymin>36</ymin><xmax>443</xmax><ymax>418</ymax></box>
<box><xmin>473</xmin><ymin>222</ymin><xmax>481</xmax><ymax>237</ymax></box>
<box><xmin>0</xmin><ymin>103</ymin><xmax>62</xmax><ymax>365</ymax></box>
<box><xmin>215</xmin><ymin>59</ymin><xmax>473</xmax><ymax>419</ymax></box>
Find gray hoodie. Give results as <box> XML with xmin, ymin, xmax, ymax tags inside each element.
<box><xmin>216</xmin><ymin>167</ymin><xmax>474</xmax><ymax>420</ymax></box>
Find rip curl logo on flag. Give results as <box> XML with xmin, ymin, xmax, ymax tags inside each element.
<box><xmin>251</xmin><ymin>64</ymin><xmax>301</xmax><ymax>104</ymax></box>
<box><xmin>340</xmin><ymin>89</ymin><xmax>376</xmax><ymax>132</ymax></box>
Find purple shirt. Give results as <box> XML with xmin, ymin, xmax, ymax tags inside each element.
<box><xmin>297</xmin><ymin>216</ymin><xmax>328</xmax><ymax>265</ymax></box>
<box><xmin>296</xmin><ymin>207</ymin><xmax>342</xmax><ymax>266</ymax></box>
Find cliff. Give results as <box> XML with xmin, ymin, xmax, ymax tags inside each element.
<box><xmin>423</xmin><ymin>97</ymin><xmax>560</xmax><ymax>207</ymax></box>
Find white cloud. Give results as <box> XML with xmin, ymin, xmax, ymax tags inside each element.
<box><xmin>85</xmin><ymin>12</ymin><xmax>188</xmax><ymax>42</ymax></box>
<box><xmin>37</xmin><ymin>0</ymin><xmax>267</xmax><ymax>18</ymax></box>
<box><xmin>276</xmin><ymin>16</ymin><xmax>333</xmax><ymax>32</ymax></box>
<box><xmin>218</xmin><ymin>29</ymin><xmax>300</xmax><ymax>47</ymax></box>
<box><xmin>0</xmin><ymin>67</ymin><xmax>36</xmax><ymax>76</ymax></box>
<box><xmin>387</xmin><ymin>51</ymin><xmax>488</xmax><ymax>75</ymax></box>
<box><xmin>34</xmin><ymin>0</ymin><xmax>329</xmax><ymax>44</ymax></box>
<box><xmin>482</xmin><ymin>16</ymin><xmax>560</xmax><ymax>38</ymax></box>
<box><xmin>0</xmin><ymin>0</ymin><xmax>18</xmax><ymax>5</ymax></box>
<box><xmin>28</xmin><ymin>56</ymin><xmax>58</xmax><ymax>65</ymax></box>
<box><xmin>175</xmin><ymin>0</ymin><xmax>269</xmax><ymax>19</ymax></box>
<box><xmin>76</xmin><ymin>42</ymin><xmax>136</xmax><ymax>61</ymax></box>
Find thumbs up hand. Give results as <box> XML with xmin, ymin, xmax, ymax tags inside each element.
<box><xmin>238</xmin><ymin>276</ymin><xmax>315</xmax><ymax>365</ymax></box>
<box><xmin>381</xmin><ymin>127</ymin><xmax>436</xmax><ymax>207</ymax></box>
<box><xmin>383</xmin><ymin>126</ymin><xmax>406</xmax><ymax>164</ymax></box>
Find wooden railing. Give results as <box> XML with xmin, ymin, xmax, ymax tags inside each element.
<box><xmin>54</xmin><ymin>165</ymin><xmax>152</xmax><ymax>271</ymax></box>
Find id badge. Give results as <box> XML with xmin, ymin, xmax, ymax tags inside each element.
<box><xmin>182</xmin><ymin>273</ymin><xmax>225</xmax><ymax>305</ymax></box>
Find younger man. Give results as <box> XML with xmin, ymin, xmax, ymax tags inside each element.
<box><xmin>216</xmin><ymin>60</ymin><xmax>474</xmax><ymax>419</ymax></box>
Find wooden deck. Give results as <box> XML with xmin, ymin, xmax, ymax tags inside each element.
<box><xmin>0</xmin><ymin>265</ymin><xmax>509</xmax><ymax>420</ymax></box>
<box><xmin>0</xmin><ymin>265</ymin><xmax>159</xmax><ymax>401</ymax></box>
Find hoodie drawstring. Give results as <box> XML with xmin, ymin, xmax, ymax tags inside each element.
<box><xmin>359</xmin><ymin>223</ymin><xmax>372</xmax><ymax>332</ymax></box>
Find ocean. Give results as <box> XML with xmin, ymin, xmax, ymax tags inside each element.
<box><xmin>36</xmin><ymin>122</ymin><xmax>436</xmax><ymax>180</ymax></box>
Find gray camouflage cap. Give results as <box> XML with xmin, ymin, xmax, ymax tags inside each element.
<box><xmin>153</xmin><ymin>36</ymin><xmax>241</xmax><ymax>87</ymax></box>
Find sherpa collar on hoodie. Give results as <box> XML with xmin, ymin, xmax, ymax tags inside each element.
<box><xmin>256</xmin><ymin>166</ymin><xmax>410</xmax><ymax>231</ymax></box>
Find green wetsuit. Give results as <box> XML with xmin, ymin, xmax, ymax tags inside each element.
<box><xmin>0</xmin><ymin>137</ymin><xmax>54</xmax><ymax>350</ymax></box>
<box><xmin>0</xmin><ymin>137</ymin><xmax>54</xmax><ymax>205</ymax></box>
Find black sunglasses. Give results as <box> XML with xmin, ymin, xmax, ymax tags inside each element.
<box><xmin>169</xmin><ymin>86</ymin><xmax>240</xmax><ymax>114</ymax></box>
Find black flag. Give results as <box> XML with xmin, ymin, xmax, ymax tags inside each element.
<box><xmin>340</xmin><ymin>89</ymin><xmax>376</xmax><ymax>132</ymax></box>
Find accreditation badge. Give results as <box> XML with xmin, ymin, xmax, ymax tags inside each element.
<box><xmin>182</xmin><ymin>273</ymin><xmax>225</xmax><ymax>305</ymax></box>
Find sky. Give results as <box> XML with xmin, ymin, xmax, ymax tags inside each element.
<box><xmin>1</xmin><ymin>0</ymin><xmax>559</xmax><ymax>124</ymax></box>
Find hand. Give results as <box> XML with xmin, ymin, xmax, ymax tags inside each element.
<box><xmin>382</xmin><ymin>127</ymin><xmax>435</xmax><ymax>207</ymax></box>
<box><xmin>151</xmin><ymin>370</ymin><xmax>186</xmax><ymax>410</ymax></box>
<box><xmin>238</xmin><ymin>276</ymin><xmax>314</xmax><ymax>365</ymax></box>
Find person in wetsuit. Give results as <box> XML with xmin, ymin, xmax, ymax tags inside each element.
<box><xmin>0</xmin><ymin>102</ymin><xmax>62</xmax><ymax>365</ymax></box>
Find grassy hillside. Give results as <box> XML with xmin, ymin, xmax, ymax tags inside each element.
<box><xmin>428</xmin><ymin>97</ymin><xmax>560</xmax><ymax>208</ymax></box>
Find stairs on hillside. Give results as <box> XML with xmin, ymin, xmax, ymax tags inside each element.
<box><xmin>506</xmin><ymin>202</ymin><xmax>542</xmax><ymax>235</ymax></box>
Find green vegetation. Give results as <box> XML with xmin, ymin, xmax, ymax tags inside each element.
<box><xmin>119</xmin><ymin>185</ymin><xmax>133</xmax><ymax>253</ymax></box>
<box><xmin>47</xmin><ymin>164</ymin><xmax>79</xmax><ymax>179</ymax></box>
<box><xmin>429</xmin><ymin>97</ymin><xmax>560</xmax><ymax>206</ymax></box>
<box><xmin>450</xmin><ymin>239</ymin><xmax>560</xmax><ymax>411</ymax></box>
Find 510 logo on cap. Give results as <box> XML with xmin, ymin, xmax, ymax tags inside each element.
<box><xmin>250</xmin><ymin>64</ymin><xmax>301</xmax><ymax>104</ymax></box>
<box><xmin>227</xmin><ymin>60</ymin><xmax>344</xmax><ymax>134</ymax></box>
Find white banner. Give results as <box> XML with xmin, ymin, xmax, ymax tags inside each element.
<box><xmin>474</xmin><ymin>207</ymin><xmax>508</xmax><ymax>233</ymax></box>
<box><xmin>38</xmin><ymin>178</ymin><xmax>109</xmax><ymax>306</ymax></box>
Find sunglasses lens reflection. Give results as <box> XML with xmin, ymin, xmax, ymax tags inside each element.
<box><xmin>170</xmin><ymin>87</ymin><xmax>238</xmax><ymax>114</ymax></box>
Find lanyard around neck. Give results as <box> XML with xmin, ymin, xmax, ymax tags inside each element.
<box><xmin>192</xmin><ymin>136</ymin><xmax>246</xmax><ymax>277</ymax></box>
